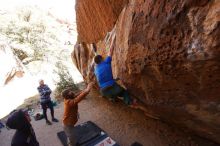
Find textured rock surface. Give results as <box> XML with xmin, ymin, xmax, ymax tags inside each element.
<box><xmin>73</xmin><ymin>0</ymin><xmax>220</xmax><ymax>143</ymax></box>
<box><xmin>75</xmin><ymin>0</ymin><xmax>128</xmax><ymax>43</ymax></box>
<box><xmin>0</xmin><ymin>43</ymin><xmax>24</xmax><ymax>86</ymax></box>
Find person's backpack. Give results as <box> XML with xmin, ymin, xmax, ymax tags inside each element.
<box><xmin>34</xmin><ymin>113</ymin><xmax>44</xmax><ymax>121</ymax></box>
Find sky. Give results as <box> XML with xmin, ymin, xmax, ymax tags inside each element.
<box><xmin>0</xmin><ymin>0</ymin><xmax>76</xmax><ymax>22</ymax></box>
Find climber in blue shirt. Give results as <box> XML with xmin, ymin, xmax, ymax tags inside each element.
<box><xmin>93</xmin><ymin>37</ymin><xmax>136</xmax><ymax>107</ymax></box>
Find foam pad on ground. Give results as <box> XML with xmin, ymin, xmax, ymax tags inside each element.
<box><xmin>57</xmin><ymin>121</ymin><xmax>104</xmax><ymax>146</ymax></box>
<box><xmin>57</xmin><ymin>121</ymin><xmax>120</xmax><ymax>146</ymax></box>
<box><xmin>57</xmin><ymin>131</ymin><xmax>68</xmax><ymax>146</ymax></box>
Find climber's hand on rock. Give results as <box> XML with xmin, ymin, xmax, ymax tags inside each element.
<box><xmin>91</xmin><ymin>43</ymin><xmax>97</xmax><ymax>53</ymax></box>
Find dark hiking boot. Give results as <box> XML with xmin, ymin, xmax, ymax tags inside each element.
<box><xmin>46</xmin><ymin>120</ymin><xmax>52</xmax><ymax>125</ymax></box>
<box><xmin>52</xmin><ymin>118</ymin><xmax>59</xmax><ymax>122</ymax></box>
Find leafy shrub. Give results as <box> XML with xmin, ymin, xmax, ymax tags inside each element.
<box><xmin>54</xmin><ymin>61</ymin><xmax>78</xmax><ymax>99</ymax></box>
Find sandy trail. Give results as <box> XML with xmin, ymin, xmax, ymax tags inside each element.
<box><xmin>0</xmin><ymin>89</ymin><xmax>218</xmax><ymax>146</ymax></box>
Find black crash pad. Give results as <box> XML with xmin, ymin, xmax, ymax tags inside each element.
<box><xmin>57</xmin><ymin>121</ymin><xmax>119</xmax><ymax>146</ymax></box>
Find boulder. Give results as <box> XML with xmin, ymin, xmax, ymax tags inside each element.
<box><xmin>75</xmin><ymin>0</ymin><xmax>128</xmax><ymax>43</ymax></box>
<box><xmin>73</xmin><ymin>0</ymin><xmax>220</xmax><ymax>143</ymax></box>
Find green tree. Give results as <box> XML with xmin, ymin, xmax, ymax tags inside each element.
<box><xmin>54</xmin><ymin>61</ymin><xmax>78</xmax><ymax>96</ymax></box>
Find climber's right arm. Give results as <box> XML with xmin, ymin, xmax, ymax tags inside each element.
<box><xmin>108</xmin><ymin>36</ymin><xmax>116</xmax><ymax>57</ymax></box>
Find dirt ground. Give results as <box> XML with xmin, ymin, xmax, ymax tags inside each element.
<box><xmin>0</xmin><ymin>89</ymin><xmax>219</xmax><ymax>146</ymax></box>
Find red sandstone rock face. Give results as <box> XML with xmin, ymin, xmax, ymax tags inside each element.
<box><xmin>73</xmin><ymin>0</ymin><xmax>220</xmax><ymax>143</ymax></box>
<box><xmin>75</xmin><ymin>0</ymin><xmax>128</xmax><ymax>43</ymax></box>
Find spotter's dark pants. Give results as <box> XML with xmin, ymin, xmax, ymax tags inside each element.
<box><xmin>41</xmin><ymin>100</ymin><xmax>54</xmax><ymax>121</ymax></box>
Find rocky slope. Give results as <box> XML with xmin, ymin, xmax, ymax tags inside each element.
<box><xmin>73</xmin><ymin>0</ymin><xmax>220</xmax><ymax>143</ymax></box>
<box><xmin>0</xmin><ymin>42</ymin><xmax>24</xmax><ymax>86</ymax></box>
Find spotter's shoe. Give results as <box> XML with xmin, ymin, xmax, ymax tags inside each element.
<box><xmin>52</xmin><ymin>118</ymin><xmax>59</xmax><ymax>122</ymax></box>
<box><xmin>46</xmin><ymin>120</ymin><xmax>52</xmax><ymax>125</ymax></box>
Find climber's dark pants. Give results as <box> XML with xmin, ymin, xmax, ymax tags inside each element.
<box><xmin>41</xmin><ymin>100</ymin><xmax>54</xmax><ymax>121</ymax></box>
<box><xmin>101</xmin><ymin>83</ymin><xmax>132</xmax><ymax>105</ymax></box>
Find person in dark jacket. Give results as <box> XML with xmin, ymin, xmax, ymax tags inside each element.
<box><xmin>6</xmin><ymin>110</ymin><xmax>39</xmax><ymax>146</ymax></box>
<box><xmin>37</xmin><ymin>79</ymin><xmax>58</xmax><ymax>125</ymax></box>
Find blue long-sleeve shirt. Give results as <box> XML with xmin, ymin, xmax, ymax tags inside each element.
<box><xmin>37</xmin><ymin>84</ymin><xmax>52</xmax><ymax>103</ymax></box>
<box><xmin>94</xmin><ymin>56</ymin><xmax>115</xmax><ymax>89</ymax></box>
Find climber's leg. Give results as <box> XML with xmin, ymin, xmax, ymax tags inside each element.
<box><xmin>101</xmin><ymin>87</ymin><xmax>115</xmax><ymax>101</ymax></box>
<box><xmin>116</xmin><ymin>85</ymin><xmax>133</xmax><ymax>105</ymax></box>
<box><xmin>101</xmin><ymin>83</ymin><xmax>122</xmax><ymax>102</ymax></box>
